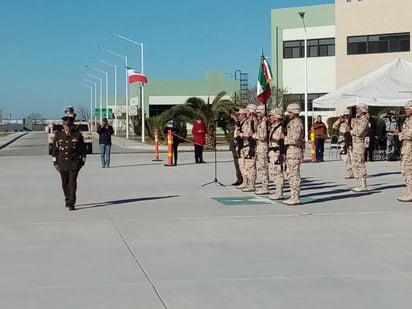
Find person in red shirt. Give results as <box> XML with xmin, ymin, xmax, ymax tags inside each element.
<box><xmin>192</xmin><ymin>119</ymin><xmax>207</xmax><ymax>163</ymax></box>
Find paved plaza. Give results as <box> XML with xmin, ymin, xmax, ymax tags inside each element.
<box><xmin>1</xmin><ymin>133</ymin><xmax>412</xmax><ymax>308</ymax></box>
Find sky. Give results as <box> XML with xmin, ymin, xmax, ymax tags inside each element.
<box><xmin>0</xmin><ymin>0</ymin><xmax>334</xmax><ymax>119</ymax></box>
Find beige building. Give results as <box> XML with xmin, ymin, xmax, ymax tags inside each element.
<box><xmin>271</xmin><ymin>1</ymin><xmax>412</xmax><ymax>115</ymax></box>
<box><xmin>335</xmin><ymin>0</ymin><xmax>412</xmax><ymax>87</ymax></box>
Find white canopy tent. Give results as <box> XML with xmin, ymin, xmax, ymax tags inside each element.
<box><xmin>313</xmin><ymin>58</ymin><xmax>412</xmax><ymax>114</ymax></box>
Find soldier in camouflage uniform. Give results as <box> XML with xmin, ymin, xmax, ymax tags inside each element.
<box><xmin>267</xmin><ymin>108</ymin><xmax>285</xmax><ymax>200</ymax></box>
<box><xmin>332</xmin><ymin>109</ymin><xmax>354</xmax><ymax>179</ymax></box>
<box><xmin>350</xmin><ymin>103</ymin><xmax>370</xmax><ymax>192</ymax></box>
<box><xmin>282</xmin><ymin>103</ymin><xmax>304</xmax><ymax>205</ymax></box>
<box><xmin>254</xmin><ymin>104</ymin><xmax>270</xmax><ymax>195</ymax></box>
<box><xmin>235</xmin><ymin>109</ymin><xmax>247</xmax><ymax>189</ymax></box>
<box><xmin>236</xmin><ymin>104</ymin><xmax>257</xmax><ymax>192</ymax></box>
<box><xmin>396</xmin><ymin>100</ymin><xmax>412</xmax><ymax>202</ymax></box>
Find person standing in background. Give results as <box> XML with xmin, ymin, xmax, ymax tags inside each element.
<box><xmin>311</xmin><ymin>115</ymin><xmax>327</xmax><ymax>162</ymax></box>
<box><xmin>395</xmin><ymin>100</ymin><xmax>412</xmax><ymax>202</ymax></box>
<box><xmin>229</xmin><ymin>111</ymin><xmax>243</xmax><ymax>186</ymax></box>
<box><xmin>164</xmin><ymin>119</ymin><xmax>180</xmax><ymax>166</ymax></box>
<box><xmin>192</xmin><ymin>119</ymin><xmax>207</xmax><ymax>163</ymax></box>
<box><xmin>350</xmin><ymin>104</ymin><xmax>370</xmax><ymax>192</ymax></box>
<box><xmin>281</xmin><ymin>103</ymin><xmax>304</xmax><ymax>205</ymax></box>
<box><xmin>96</xmin><ymin>118</ymin><xmax>114</xmax><ymax>168</ymax></box>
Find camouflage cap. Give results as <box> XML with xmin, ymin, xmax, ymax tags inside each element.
<box><xmin>405</xmin><ymin>100</ymin><xmax>412</xmax><ymax>109</ymax></box>
<box><xmin>269</xmin><ymin>108</ymin><xmax>283</xmax><ymax>119</ymax></box>
<box><xmin>356</xmin><ymin>103</ymin><xmax>368</xmax><ymax>112</ymax></box>
<box><xmin>286</xmin><ymin>103</ymin><xmax>301</xmax><ymax>114</ymax></box>
<box><xmin>246</xmin><ymin>104</ymin><xmax>257</xmax><ymax>113</ymax></box>
<box><xmin>238</xmin><ymin>108</ymin><xmax>247</xmax><ymax>114</ymax></box>
<box><xmin>256</xmin><ymin>104</ymin><xmax>266</xmax><ymax>113</ymax></box>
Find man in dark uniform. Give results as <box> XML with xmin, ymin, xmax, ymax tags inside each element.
<box><xmin>52</xmin><ymin>115</ymin><xmax>86</xmax><ymax>210</ymax></box>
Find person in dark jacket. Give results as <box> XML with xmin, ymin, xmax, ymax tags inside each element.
<box><xmin>96</xmin><ymin>118</ymin><xmax>114</xmax><ymax>168</ymax></box>
<box><xmin>52</xmin><ymin>115</ymin><xmax>86</xmax><ymax>211</ymax></box>
<box><xmin>192</xmin><ymin>119</ymin><xmax>207</xmax><ymax>163</ymax></box>
<box><xmin>164</xmin><ymin>119</ymin><xmax>180</xmax><ymax>166</ymax></box>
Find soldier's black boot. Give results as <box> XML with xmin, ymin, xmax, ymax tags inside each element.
<box><xmin>68</xmin><ymin>203</ymin><xmax>75</xmax><ymax>211</ymax></box>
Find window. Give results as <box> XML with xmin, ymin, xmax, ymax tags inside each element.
<box><xmin>283</xmin><ymin>38</ymin><xmax>335</xmax><ymax>58</ymax></box>
<box><xmin>347</xmin><ymin>32</ymin><xmax>410</xmax><ymax>55</ymax></box>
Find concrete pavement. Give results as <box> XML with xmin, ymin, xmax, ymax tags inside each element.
<box><xmin>1</xmin><ymin>134</ymin><xmax>412</xmax><ymax>308</ymax></box>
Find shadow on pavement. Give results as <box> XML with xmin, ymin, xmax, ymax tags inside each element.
<box><xmin>76</xmin><ymin>195</ymin><xmax>179</xmax><ymax>209</ymax></box>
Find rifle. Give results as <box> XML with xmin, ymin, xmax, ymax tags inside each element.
<box><xmin>246</xmin><ymin>136</ymin><xmax>256</xmax><ymax>159</ymax></box>
<box><xmin>273</xmin><ymin>118</ymin><xmax>287</xmax><ymax>171</ymax></box>
<box><xmin>235</xmin><ymin>135</ymin><xmax>244</xmax><ymax>158</ymax></box>
<box><xmin>342</xmin><ymin>107</ymin><xmax>353</xmax><ymax>155</ymax></box>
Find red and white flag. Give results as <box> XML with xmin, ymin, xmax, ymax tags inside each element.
<box><xmin>127</xmin><ymin>69</ymin><xmax>147</xmax><ymax>84</ymax></box>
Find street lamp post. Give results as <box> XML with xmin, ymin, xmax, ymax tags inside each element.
<box><xmin>83</xmin><ymin>78</ymin><xmax>98</xmax><ymax>128</ymax></box>
<box><xmin>112</xmin><ymin>33</ymin><xmax>145</xmax><ymax>142</ymax></box>
<box><xmin>81</xmin><ymin>83</ymin><xmax>93</xmax><ymax>130</ymax></box>
<box><xmin>98</xmin><ymin>46</ymin><xmax>129</xmax><ymax>138</ymax></box>
<box><xmin>86</xmin><ymin>74</ymin><xmax>102</xmax><ymax>124</ymax></box>
<box><xmin>92</xmin><ymin>57</ymin><xmax>118</xmax><ymax>135</ymax></box>
<box><xmin>85</xmin><ymin>65</ymin><xmax>108</xmax><ymax>124</ymax></box>
<box><xmin>299</xmin><ymin>11</ymin><xmax>309</xmax><ymax>142</ymax></box>
<box><xmin>84</xmin><ymin>79</ymin><xmax>98</xmax><ymax>128</ymax></box>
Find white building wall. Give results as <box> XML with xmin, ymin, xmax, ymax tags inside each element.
<box><xmin>282</xmin><ymin>25</ymin><xmax>336</xmax><ymax>94</ymax></box>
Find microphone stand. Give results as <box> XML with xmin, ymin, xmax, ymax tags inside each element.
<box><xmin>202</xmin><ymin>119</ymin><xmax>225</xmax><ymax>187</ymax></box>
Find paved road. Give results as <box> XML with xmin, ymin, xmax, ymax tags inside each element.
<box><xmin>1</xmin><ymin>133</ymin><xmax>412</xmax><ymax>308</ymax></box>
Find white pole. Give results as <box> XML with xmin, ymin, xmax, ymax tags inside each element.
<box><xmin>114</xmin><ymin>64</ymin><xmax>117</xmax><ymax>136</ymax></box>
<box><xmin>140</xmin><ymin>42</ymin><xmax>145</xmax><ymax>142</ymax></box>
<box><xmin>89</xmin><ymin>86</ymin><xmax>93</xmax><ymax>130</ymax></box>
<box><xmin>111</xmin><ymin>33</ymin><xmax>144</xmax><ymax>142</ymax></box>
<box><xmin>125</xmin><ymin>57</ymin><xmax>129</xmax><ymax>139</ymax></box>
<box><xmin>94</xmin><ymin>82</ymin><xmax>97</xmax><ymax>128</ymax></box>
<box><xmin>105</xmin><ymin>71</ymin><xmax>108</xmax><ymax>118</ymax></box>
<box><xmin>299</xmin><ymin>12</ymin><xmax>309</xmax><ymax>142</ymax></box>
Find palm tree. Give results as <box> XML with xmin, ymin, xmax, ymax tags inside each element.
<box><xmin>166</xmin><ymin>91</ymin><xmax>236</xmax><ymax>148</ymax></box>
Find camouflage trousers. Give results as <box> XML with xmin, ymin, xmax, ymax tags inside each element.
<box><xmin>268</xmin><ymin>150</ymin><xmax>284</xmax><ymax>191</ymax></box>
<box><xmin>256</xmin><ymin>149</ymin><xmax>269</xmax><ymax>189</ymax></box>
<box><xmin>285</xmin><ymin>152</ymin><xmax>302</xmax><ymax>199</ymax></box>
<box><xmin>352</xmin><ymin>143</ymin><xmax>367</xmax><ymax>179</ymax></box>
<box><xmin>401</xmin><ymin>143</ymin><xmax>412</xmax><ymax>191</ymax></box>
<box><xmin>238</xmin><ymin>146</ymin><xmax>256</xmax><ymax>188</ymax></box>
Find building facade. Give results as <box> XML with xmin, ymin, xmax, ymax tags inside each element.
<box><xmin>271</xmin><ymin>0</ymin><xmax>412</xmax><ymax>118</ymax></box>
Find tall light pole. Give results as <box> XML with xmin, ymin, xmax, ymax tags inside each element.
<box><xmin>83</xmin><ymin>78</ymin><xmax>97</xmax><ymax>128</ymax></box>
<box><xmin>112</xmin><ymin>32</ymin><xmax>145</xmax><ymax>142</ymax></box>
<box><xmin>86</xmin><ymin>73</ymin><xmax>102</xmax><ymax>124</ymax></box>
<box><xmin>85</xmin><ymin>65</ymin><xmax>108</xmax><ymax>123</ymax></box>
<box><xmin>92</xmin><ymin>57</ymin><xmax>118</xmax><ymax>136</ymax></box>
<box><xmin>81</xmin><ymin>83</ymin><xmax>93</xmax><ymax>130</ymax></box>
<box><xmin>299</xmin><ymin>11</ymin><xmax>309</xmax><ymax>142</ymax></box>
<box><xmin>98</xmin><ymin>46</ymin><xmax>130</xmax><ymax>138</ymax></box>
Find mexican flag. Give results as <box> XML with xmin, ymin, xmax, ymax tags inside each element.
<box><xmin>127</xmin><ymin>68</ymin><xmax>148</xmax><ymax>84</ymax></box>
<box><xmin>257</xmin><ymin>53</ymin><xmax>273</xmax><ymax>104</ymax></box>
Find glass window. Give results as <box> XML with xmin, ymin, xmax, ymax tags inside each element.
<box><xmin>348</xmin><ymin>32</ymin><xmax>410</xmax><ymax>55</ymax></box>
<box><xmin>283</xmin><ymin>38</ymin><xmax>334</xmax><ymax>58</ymax></box>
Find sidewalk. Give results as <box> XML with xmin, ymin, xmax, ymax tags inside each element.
<box><xmin>0</xmin><ymin>132</ymin><xmax>27</xmax><ymax>149</ymax></box>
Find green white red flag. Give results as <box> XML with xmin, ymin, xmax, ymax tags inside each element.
<box><xmin>257</xmin><ymin>53</ymin><xmax>273</xmax><ymax>104</ymax></box>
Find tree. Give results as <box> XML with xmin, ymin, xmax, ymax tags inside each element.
<box><xmin>76</xmin><ymin>105</ymin><xmax>90</xmax><ymax>120</ymax></box>
<box><xmin>165</xmin><ymin>91</ymin><xmax>236</xmax><ymax>148</ymax></box>
<box><xmin>238</xmin><ymin>86</ymin><xmax>288</xmax><ymax>111</ymax></box>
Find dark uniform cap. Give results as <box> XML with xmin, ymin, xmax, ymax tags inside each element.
<box><xmin>61</xmin><ymin>115</ymin><xmax>75</xmax><ymax>122</ymax></box>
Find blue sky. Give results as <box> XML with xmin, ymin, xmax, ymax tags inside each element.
<box><xmin>0</xmin><ymin>0</ymin><xmax>333</xmax><ymax>119</ymax></box>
